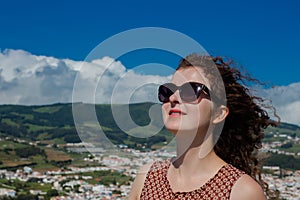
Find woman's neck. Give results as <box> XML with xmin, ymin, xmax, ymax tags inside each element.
<box><xmin>172</xmin><ymin>130</ymin><xmax>226</xmax><ymax>175</ymax></box>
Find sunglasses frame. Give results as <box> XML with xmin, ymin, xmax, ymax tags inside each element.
<box><xmin>158</xmin><ymin>82</ymin><xmax>210</xmax><ymax>103</ymax></box>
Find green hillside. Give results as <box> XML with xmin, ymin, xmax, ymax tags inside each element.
<box><xmin>0</xmin><ymin>103</ymin><xmax>299</xmax><ymax>149</ymax></box>
<box><xmin>0</xmin><ymin>103</ymin><xmax>300</xmax><ymax>170</ymax></box>
<box><xmin>266</xmin><ymin>122</ymin><xmax>300</xmax><ymax>137</ymax></box>
<box><xmin>0</xmin><ymin>103</ymin><xmax>172</xmax><ymax>150</ymax></box>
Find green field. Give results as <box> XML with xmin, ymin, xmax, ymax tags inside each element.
<box><xmin>0</xmin><ymin>103</ymin><xmax>299</xmax><ymax>171</ymax></box>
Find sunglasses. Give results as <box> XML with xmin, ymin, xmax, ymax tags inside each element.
<box><xmin>158</xmin><ymin>82</ymin><xmax>210</xmax><ymax>103</ymax></box>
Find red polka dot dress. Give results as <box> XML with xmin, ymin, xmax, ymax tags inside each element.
<box><xmin>140</xmin><ymin>159</ymin><xmax>245</xmax><ymax>200</ymax></box>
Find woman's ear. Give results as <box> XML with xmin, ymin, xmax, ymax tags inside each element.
<box><xmin>212</xmin><ymin>105</ymin><xmax>229</xmax><ymax>124</ymax></box>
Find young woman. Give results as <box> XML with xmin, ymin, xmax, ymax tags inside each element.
<box><xmin>129</xmin><ymin>54</ymin><xmax>279</xmax><ymax>200</ymax></box>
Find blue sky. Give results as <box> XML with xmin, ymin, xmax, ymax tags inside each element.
<box><xmin>1</xmin><ymin>0</ymin><xmax>299</xmax><ymax>86</ymax></box>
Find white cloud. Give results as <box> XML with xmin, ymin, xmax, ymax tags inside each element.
<box><xmin>0</xmin><ymin>49</ymin><xmax>170</xmax><ymax>105</ymax></box>
<box><xmin>1</xmin><ymin>49</ymin><xmax>299</xmax><ymax>126</ymax></box>
<box><xmin>256</xmin><ymin>83</ymin><xmax>300</xmax><ymax>125</ymax></box>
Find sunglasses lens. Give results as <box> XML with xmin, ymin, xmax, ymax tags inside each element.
<box><xmin>180</xmin><ymin>83</ymin><xmax>198</xmax><ymax>102</ymax></box>
<box><xmin>158</xmin><ymin>84</ymin><xmax>174</xmax><ymax>103</ymax></box>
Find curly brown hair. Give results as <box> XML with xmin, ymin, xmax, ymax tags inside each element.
<box><xmin>177</xmin><ymin>54</ymin><xmax>280</xmax><ymax>199</ymax></box>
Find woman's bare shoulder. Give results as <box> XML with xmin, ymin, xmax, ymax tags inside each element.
<box><xmin>128</xmin><ymin>162</ymin><xmax>153</xmax><ymax>200</ymax></box>
<box><xmin>230</xmin><ymin>174</ymin><xmax>266</xmax><ymax>200</ymax></box>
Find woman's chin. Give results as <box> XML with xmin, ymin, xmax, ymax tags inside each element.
<box><xmin>165</xmin><ymin>125</ymin><xmax>198</xmax><ymax>135</ymax></box>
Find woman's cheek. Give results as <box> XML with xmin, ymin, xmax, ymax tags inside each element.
<box><xmin>161</xmin><ymin>104</ymin><xmax>169</xmax><ymax>123</ymax></box>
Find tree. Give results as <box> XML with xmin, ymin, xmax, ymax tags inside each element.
<box><xmin>16</xmin><ymin>194</ymin><xmax>38</xmax><ymax>200</ymax></box>
<box><xmin>46</xmin><ymin>189</ymin><xmax>59</xmax><ymax>197</ymax></box>
<box><xmin>15</xmin><ymin>146</ymin><xmax>44</xmax><ymax>158</ymax></box>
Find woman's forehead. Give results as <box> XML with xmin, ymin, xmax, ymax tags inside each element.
<box><xmin>171</xmin><ymin>67</ymin><xmax>210</xmax><ymax>86</ymax></box>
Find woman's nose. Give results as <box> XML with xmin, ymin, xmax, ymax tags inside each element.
<box><xmin>169</xmin><ymin>90</ymin><xmax>181</xmax><ymax>104</ymax></box>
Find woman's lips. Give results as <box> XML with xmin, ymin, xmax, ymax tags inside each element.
<box><xmin>169</xmin><ymin>109</ymin><xmax>186</xmax><ymax>117</ymax></box>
